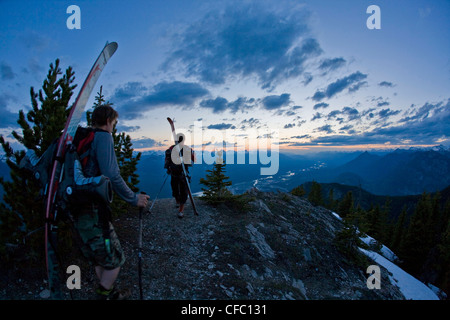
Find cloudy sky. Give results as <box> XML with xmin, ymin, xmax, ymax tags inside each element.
<box><xmin>1</xmin><ymin>0</ymin><xmax>449</xmax><ymax>153</ymax></box>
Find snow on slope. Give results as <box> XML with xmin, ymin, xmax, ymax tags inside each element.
<box><xmin>359</xmin><ymin>248</ymin><xmax>439</xmax><ymax>300</ymax></box>
<box><xmin>331</xmin><ymin>211</ymin><xmax>439</xmax><ymax>300</ymax></box>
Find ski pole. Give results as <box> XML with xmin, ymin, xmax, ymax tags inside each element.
<box><xmin>148</xmin><ymin>173</ymin><xmax>169</xmax><ymax>212</ymax></box>
<box><xmin>138</xmin><ymin>191</ymin><xmax>148</xmax><ymax>300</ymax></box>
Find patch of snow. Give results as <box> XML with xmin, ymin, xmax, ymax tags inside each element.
<box><xmin>331</xmin><ymin>211</ymin><xmax>342</xmax><ymax>220</ymax></box>
<box><xmin>359</xmin><ymin>235</ymin><xmax>399</xmax><ymax>262</ymax></box>
<box><xmin>359</xmin><ymin>248</ymin><xmax>439</xmax><ymax>300</ymax></box>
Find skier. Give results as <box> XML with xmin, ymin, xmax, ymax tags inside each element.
<box><xmin>164</xmin><ymin>133</ymin><xmax>195</xmax><ymax>218</ymax></box>
<box><xmin>74</xmin><ymin>104</ymin><xmax>149</xmax><ymax>300</ymax></box>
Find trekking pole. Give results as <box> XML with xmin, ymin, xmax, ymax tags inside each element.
<box><xmin>148</xmin><ymin>173</ymin><xmax>169</xmax><ymax>213</ymax></box>
<box><xmin>138</xmin><ymin>191</ymin><xmax>148</xmax><ymax>300</ymax></box>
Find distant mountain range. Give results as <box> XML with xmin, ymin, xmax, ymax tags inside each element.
<box><xmin>318</xmin><ymin>147</ymin><xmax>450</xmax><ymax>196</ymax></box>
<box><xmin>132</xmin><ymin>146</ymin><xmax>450</xmax><ymax>201</ymax></box>
<box><xmin>1</xmin><ymin>145</ymin><xmax>450</xmax><ymax>205</ymax></box>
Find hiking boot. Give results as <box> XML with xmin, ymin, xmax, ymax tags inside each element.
<box><xmin>96</xmin><ymin>285</ymin><xmax>131</xmax><ymax>300</ymax></box>
<box><xmin>177</xmin><ymin>203</ymin><xmax>185</xmax><ymax>218</ymax></box>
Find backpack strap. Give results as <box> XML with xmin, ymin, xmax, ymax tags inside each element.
<box><xmin>76</xmin><ymin>130</ymin><xmax>96</xmax><ymax>167</ymax></box>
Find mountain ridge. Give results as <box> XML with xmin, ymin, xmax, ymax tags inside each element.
<box><xmin>3</xmin><ymin>189</ymin><xmax>440</xmax><ymax>300</ymax></box>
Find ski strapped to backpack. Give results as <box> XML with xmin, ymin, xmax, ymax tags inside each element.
<box><xmin>19</xmin><ymin>41</ymin><xmax>118</xmax><ymax>299</ymax></box>
<box><xmin>167</xmin><ymin>117</ymin><xmax>199</xmax><ymax>216</ymax></box>
<box><xmin>20</xmin><ymin>127</ymin><xmax>113</xmax><ymax>208</ymax></box>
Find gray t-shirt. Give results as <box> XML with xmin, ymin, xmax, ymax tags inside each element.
<box><xmin>91</xmin><ymin>131</ymin><xmax>138</xmax><ymax>206</ymax></box>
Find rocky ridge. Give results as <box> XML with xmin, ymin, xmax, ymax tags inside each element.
<box><xmin>1</xmin><ymin>188</ymin><xmax>404</xmax><ymax>300</ymax></box>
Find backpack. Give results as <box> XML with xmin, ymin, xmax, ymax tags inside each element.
<box><xmin>20</xmin><ymin>126</ymin><xmax>113</xmax><ymax>210</ymax></box>
<box><xmin>164</xmin><ymin>144</ymin><xmax>193</xmax><ymax>177</ymax></box>
<box><xmin>73</xmin><ymin>127</ymin><xmax>97</xmax><ymax>169</ymax></box>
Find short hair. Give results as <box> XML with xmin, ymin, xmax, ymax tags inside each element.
<box><xmin>92</xmin><ymin>104</ymin><xmax>118</xmax><ymax>127</ymax></box>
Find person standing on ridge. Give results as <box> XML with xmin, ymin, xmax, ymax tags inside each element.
<box><xmin>73</xmin><ymin>104</ymin><xmax>149</xmax><ymax>300</ymax></box>
<box><xmin>164</xmin><ymin>133</ymin><xmax>195</xmax><ymax>218</ymax></box>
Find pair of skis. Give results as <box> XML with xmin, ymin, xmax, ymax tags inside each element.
<box><xmin>44</xmin><ymin>42</ymin><xmax>118</xmax><ymax>298</ymax></box>
<box><xmin>43</xmin><ymin>42</ymin><xmax>199</xmax><ymax>300</ymax></box>
<box><xmin>167</xmin><ymin>117</ymin><xmax>199</xmax><ymax>216</ymax></box>
<box><xmin>138</xmin><ymin>120</ymin><xmax>199</xmax><ymax>300</ymax></box>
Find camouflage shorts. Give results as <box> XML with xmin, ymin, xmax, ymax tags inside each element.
<box><xmin>73</xmin><ymin>205</ymin><xmax>125</xmax><ymax>270</ymax></box>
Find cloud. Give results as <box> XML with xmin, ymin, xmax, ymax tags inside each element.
<box><xmin>239</xmin><ymin>117</ymin><xmax>261</xmax><ymax>130</ymax></box>
<box><xmin>326</xmin><ymin>107</ymin><xmax>360</xmax><ymax>124</ymax></box>
<box><xmin>116</xmin><ymin>124</ymin><xmax>141</xmax><ymax>132</ymax></box>
<box><xmin>377</xmin><ymin>101</ymin><xmax>390</xmax><ymax>107</ymax></box>
<box><xmin>291</xmin><ymin>134</ymin><xmax>311</xmax><ymax>139</ymax></box>
<box><xmin>207</xmin><ymin>123</ymin><xmax>236</xmax><ymax>130</ymax></box>
<box><xmin>311</xmin><ymin>112</ymin><xmax>323</xmax><ymax>121</ymax></box>
<box><xmin>378</xmin><ymin>81</ymin><xmax>394</xmax><ymax>88</ymax></box>
<box><xmin>0</xmin><ymin>93</ymin><xmax>19</xmax><ymax>129</ymax></box>
<box><xmin>1</xmin><ymin>62</ymin><xmax>15</xmax><ymax>80</ymax></box>
<box><xmin>299</xmin><ymin>100</ymin><xmax>450</xmax><ymax>146</ymax></box>
<box><xmin>318</xmin><ymin>57</ymin><xmax>346</xmax><ymax>73</ymax></box>
<box><xmin>378</xmin><ymin>108</ymin><xmax>400</xmax><ymax>119</ymax></box>
<box><xmin>132</xmin><ymin>137</ymin><xmax>162</xmax><ymax>149</ymax></box>
<box><xmin>315</xmin><ymin>124</ymin><xmax>334</xmax><ymax>134</ymax></box>
<box><xmin>113</xmin><ymin>82</ymin><xmax>148</xmax><ymax>103</ymax></box>
<box><xmin>399</xmin><ymin>102</ymin><xmax>445</xmax><ymax>123</ymax></box>
<box><xmin>284</xmin><ymin>123</ymin><xmax>295</xmax><ymax>129</ymax></box>
<box><xmin>114</xmin><ymin>81</ymin><xmax>209</xmax><ymax>120</ymax></box>
<box><xmin>199</xmin><ymin>96</ymin><xmax>256</xmax><ymax>114</ymax></box>
<box><xmin>313</xmin><ymin>102</ymin><xmax>329</xmax><ymax>110</ymax></box>
<box><xmin>163</xmin><ymin>2</ymin><xmax>322</xmax><ymax>90</ymax></box>
<box><xmin>261</xmin><ymin>93</ymin><xmax>291</xmax><ymax>110</ymax></box>
<box><xmin>312</xmin><ymin>71</ymin><xmax>368</xmax><ymax>101</ymax></box>
<box><xmin>20</xmin><ymin>31</ymin><xmax>50</xmax><ymax>52</ymax></box>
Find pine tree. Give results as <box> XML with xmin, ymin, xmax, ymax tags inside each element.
<box><xmin>290</xmin><ymin>185</ymin><xmax>305</xmax><ymax>197</ymax></box>
<box><xmin>199</xmin><ymin>151</ymin><xmax>234</xmax><ymax>205</ymax></box>
<box><xmin>391</xmin><ymin>205</ymin><xmax>407</xmax><ymax>252</ymax></box>
<box><xmin>438</xmin><ymin>218</ymin><xmax>450</xmax><ymax>294</ymax></box>
<box><xmin>0</xmin><ymin>59</ymin><xmax>76</xmax><ymax>261</ymax></box>
<box><xmin>308</xmin><ymin>181</ymin><xmax>322</xmax><ymax>206</ymax></box>
<box><xmin>86</xmin><ymin>85</ymin><xmax>107</xmax><ymax>126</ymax></box>
<box><xmin>399</xmin><ymin>192</ymin><xmax>434</xmax><ymax>275</ymax></box>
<box><xmin>337</xmin><ymin>191</ymin><xmax>354</xmax><ymax>219</ymax></box>
<box><xmin>327</xmin><ymin>188</ymin><xmax>338</xmax><ymax>211</ymax></box>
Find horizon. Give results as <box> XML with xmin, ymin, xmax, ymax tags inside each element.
<box><xmin>1</xmin><ymin>0</ymin><xmax>449</xmax><ymax>155</ymax></box>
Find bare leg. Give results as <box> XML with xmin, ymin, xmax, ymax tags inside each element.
<box><xmin>95</xmin><ymin>266</ymin><xmax>120</xmax><ymax>290</ymax></box>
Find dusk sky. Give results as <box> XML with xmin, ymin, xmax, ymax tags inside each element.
<box><xmin>1</xmin><ymin>0</ymin><xmax>449</xmax><ymax>154</ymax></box>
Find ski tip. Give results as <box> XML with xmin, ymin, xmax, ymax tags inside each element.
<box><xmin>105</xmin><ymin>41</ymin><xmax>118</xmax><ymax>55</ymax></box>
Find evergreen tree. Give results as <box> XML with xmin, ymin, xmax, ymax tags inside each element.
<box><xmin>290</xmin><ymin>185</ymin><xmax>305</xmax><ymax>197</ymax></box>
<box><xmin>86</xmin><ymin>85</ymin><xmax>107</xmax><ymax>126</ymax></box>
<box><xmin>391</xmin><ymin>205</ymin><xmax>407</xmax><ymax>252</ymax></box>
<box><xmin>0</xmin><ymin>59</ymin><xmax>76</xmax><ymax>261</ymax></box>
<box><xmin>381</xmin><ymin>198</ymin><xmax>393</xmax><ymax>244</ymax></box>
<box><xmin>199</xmin><ymin>151</ymin><xmax>234</xmax><ymax>205</ymax></box>
<box><xmin>308</xmin><ymin>181</ymin><xmax>322</xmax><ymax>206</ymax></box>
<box><xmin>327</xmin><ymin>188</ymin><xmax>338</xmax><ymax>211</ymax></box>
<box><xmin>438</xmin><ymin>219</ymin><xmax>450</xmax><ymax>294</ymax></box>
<box><xmin>365</xmin><ymin>202</ymin><xmax>388</xmax><ymax>243</ymax></box>
<box><xmin>337</xmin><ymin>191</ymin><xmax>354</xmax><ymax>219</ymax></box>
<box><xmin>345</xmin><ymin>204</ymin><xmax>365</xmax><ymax>232</ymax></box>
<box><xmin>399</xmin><ymin>192</ymin><xmax>434</xmax><ymax>275</ymax></box>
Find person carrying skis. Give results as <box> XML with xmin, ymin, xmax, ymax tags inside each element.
<box><xmin>164</xmin><ymin>133</ymin><xmax>195</xmax><ymax>218</ymax></box>
<box><xmin>74</xmin><ymin>104</ymin><xmax>149</xmax><ymax>300</ymax></box>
